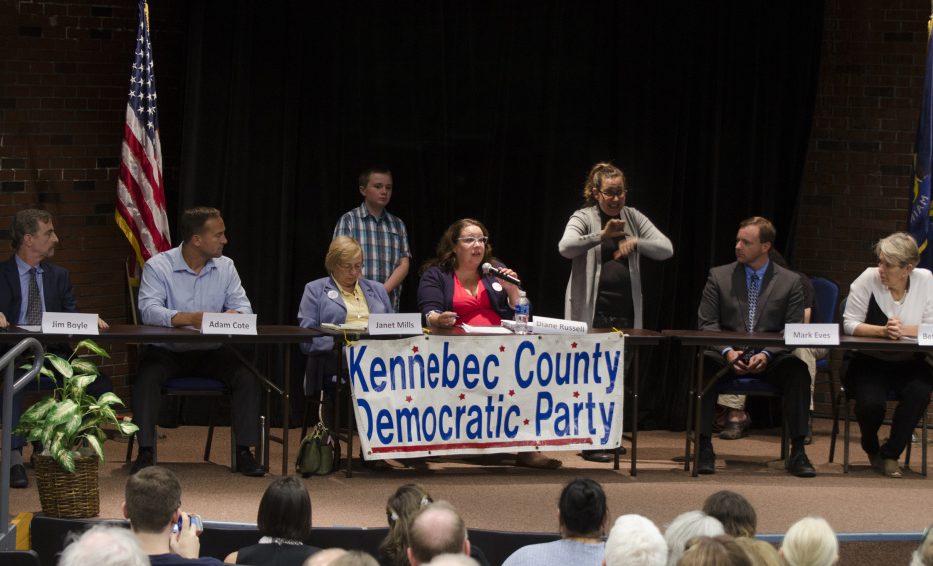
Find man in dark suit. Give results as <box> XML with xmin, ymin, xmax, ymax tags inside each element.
<box><xmin>696</xmin><ymin>216</ymin><xmax>815</xmax><ymax>477</ymax></box>
<box><xmin>0</xmin><ymin>208</ymin><xmax>109</xmax><ymax>488</ymax></box>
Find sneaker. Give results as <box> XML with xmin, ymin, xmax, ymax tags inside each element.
<box><xmin>882</xmin><ymin>458</ymin><xmax>903</xmax><ymax>478</ymax></box>
<box><xmin>236</xmin><ymin>449</ymin><xmax>266</xmax><ymax>477</ymax></box>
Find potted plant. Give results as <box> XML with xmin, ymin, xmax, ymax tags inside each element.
<box><xmin>14</xmin><ymin>339</ymin><xmax>138</xmax><ymax>518</ymax></box>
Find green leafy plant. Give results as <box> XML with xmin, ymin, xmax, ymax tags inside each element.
<box><xmin>14</xmin><ymin>339</ymin><xmax>139</xmax><ymax>473</ymax></box>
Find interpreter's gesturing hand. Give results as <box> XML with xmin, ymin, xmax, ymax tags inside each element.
<box><xmin>613</xmin><ymin>237</ymin><xmax>639</xmax><ymax>260</ymax></box>
<box><xmin>170</xmin><ymin>511</ymin><xmax>200</xmax><ymax>559</ymax></box>
<box><xmin>601</xmin><ymin>218</ymin><xmax>626</xmax><ymax>240</ymax></box>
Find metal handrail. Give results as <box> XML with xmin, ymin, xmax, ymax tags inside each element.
<box><xmin>1</xmin><ymin>337</ymin><xmax>45</xmax><ymax>550</ymax></box>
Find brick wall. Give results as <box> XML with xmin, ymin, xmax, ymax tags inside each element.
<box><xmin>0</xmin><ymin>0</ymin><xmax>186</xmax><ymax>400</ymax></box>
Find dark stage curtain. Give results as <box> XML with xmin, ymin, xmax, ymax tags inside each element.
<box><xmin>176</xmin><ymin>1</ymin><xmax>824</xmax><ymax>428</ymax></box>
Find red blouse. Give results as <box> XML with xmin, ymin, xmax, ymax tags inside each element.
<box><xmin>452</xmin><ymin>274</ymin><xmax>502</xmax><ymax>326</ymax></box>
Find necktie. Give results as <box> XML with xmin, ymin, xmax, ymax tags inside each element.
<box><xmin>746</xmin><ymin>273</ymin><xmax>760</xmax><ymax>332</ymax></box>
<box><xmin>25</xmin><ymin>267</ymin><xmax>42</xmax><ymax>325</ymax></box>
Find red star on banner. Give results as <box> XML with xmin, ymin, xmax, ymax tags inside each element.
<box><xmin>508</xmin><ymin>389</ymin><xmax>515</xmax><ymax>397</ymax></box>
<box><xmin>571</xmin><ymin>341</ymin><xmax>578</xmax><ymax>349</ymax></box>
<box><xmin>523</xmin><ymin>418</ymin><xmax>530</xmax><ymax>426</ymax></box>
<box><xmin>499</xmin><ymin>345</ymin><xmax>506</xmax><ymax>352</ymax></box>
<box><xmin>458</xmin><ymin>393</ymin><xmax>465</xmax><ymax>400</ymax></box>
<box><xmin>412</xmin><ymin>345</ymin><xmax>419</xmax><ymax>353</ymax></box>
<box><xmin>573</xmin><ymin>391</ymin><xmax>580</xmax><ymax>398</ymax></box>
<box><xmin>405</xmin><ymin>395</ymin><xmax>413</xmax><ymax>403</ymax></box>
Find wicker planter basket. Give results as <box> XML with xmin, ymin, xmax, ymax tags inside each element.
<box><xmin>33</xmin><ymin>454</ymin><xmax>100</xmax><ymax>518</ymax></box>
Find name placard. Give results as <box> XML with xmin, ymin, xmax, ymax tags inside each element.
<box><xmin>532</xmin><ymin>316</ymin><xmax>587</xmax><ymax>335</ymax></box>
<box><xmin>201</xmin><ymin>313</ymin><xmax>257</xmax><ymax>335</ymax></box>
<box><xmin>368</xmin><ymin>313</ymin><xmax>422</xmax><ymax>335</ymax></box>
<box><xmin>784</xmin><ymin>323</ymin><xmax>839</xmax><ymax>346</ymax></box>
<box><xmin>919</xmin><ymin>324</ymin><xmax>933</xmax><ymax>346</ymax></box>
<box><xmin>41</xmin><ymin>312</ymin><xmax>99</xmax><ymax>335</ymax></box>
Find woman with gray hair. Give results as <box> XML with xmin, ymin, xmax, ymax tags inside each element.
<box><xmin>779</xmin><ymin>517</ymin><xmax>838</xmax><ymax>566</ymax></box>
<box><xmin>663</xmin><ymin>511</ymin><xmax>724</xmax><ymax>566</ymax></box>
<box><xmin>842</xmin><ymin>232</ymin><xmax>933</xmax><ymax>478</ymax></box>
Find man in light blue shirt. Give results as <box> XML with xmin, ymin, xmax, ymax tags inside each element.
<box><xmin>133</xmin><ymin>207</ymin><xmax>263</xmax><ymax>477</ymax></box>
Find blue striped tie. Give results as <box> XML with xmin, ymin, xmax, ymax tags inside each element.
<box><xmin>746</xmin><ymin>273</ymin><xmax>760</xmax><ymax>332</ymax></box>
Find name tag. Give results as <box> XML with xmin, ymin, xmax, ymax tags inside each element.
<box><xmin>532</xmin><ymin>315</ymin><xmax>588</xmax><ymax>335</ymax></box>
<box><xmin>42</xmin><ymin>312</ymin><xmax>98</xmax><ymax>335</ymax></box>
<box><xmin>919</xmin><ymin>324</ymin><xmax>933</xmax><ymax>346</ymax></box>
<box><xmin>201</xmin><ymin>313</ymin><xmax>257</xmax><ymax>335</ymax></box>
<box><xmin>368</xmin><ymin>313</ymin><xmax>422</xmax><ymax>335</ymax></box>
<box><xmin>784</xmin><ymin>323</ymin><xmax>839</xmax><ymax>345</ymax></box>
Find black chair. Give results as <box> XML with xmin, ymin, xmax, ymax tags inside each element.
<box><xmin>0</xmin><ymin>551</ymin><xmax>40</xmax><ymax>566</ymax></box>
<box><xmin>124</xmin><ymin>261</ymin><xmax>238</xmax><ymax>471</ymax></box>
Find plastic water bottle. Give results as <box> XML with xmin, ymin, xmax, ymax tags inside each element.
<box><xmin>514</xmin><ymin>291</ymin><xmax>530</xmax><ymax>334</ymax></box>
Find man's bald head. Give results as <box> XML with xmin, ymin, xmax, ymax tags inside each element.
<box><xmin>407</xmin><ymin>501</ymin><xmax>469</xmax><ymax>565</ymax></box>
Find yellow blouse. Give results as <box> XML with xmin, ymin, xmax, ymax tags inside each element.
<box><xmin>338</xmin><ymin>280</ymin><xmax>370</xmax><ymax>326</ymax></box>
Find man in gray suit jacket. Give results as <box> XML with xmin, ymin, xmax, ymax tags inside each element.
<box><xmin>696</xmin><ymin>216</ymin><xmax>815</xmax><ymax>477</ymax></box>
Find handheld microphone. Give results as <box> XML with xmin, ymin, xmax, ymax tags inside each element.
<box><xmin>482</xmin><ymin>262</ymin><xmax>522</xmax><ymax>287</ymax></box>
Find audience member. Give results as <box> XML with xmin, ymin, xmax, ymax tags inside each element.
<box><xmin>427</xmin><ymin>555</ymin><xmax>481</xmax><ymax>566</ymax></box>
<box><xmin>664</xmin><ymin>511</ymin><xmax>724</xmax><ymax>566</ymax></box>
<box><xmin>407</xmin><ymin>501</ymin><xmax>470</xmax><ymax>566</ymax></box>
<box><xmin>333</xmin><ymin>167</ymin><xmax>411</xmax><ymax>311</ymax></box>
<box><xmin>224</xmin><ymin>476</ymin><xmax>320</xmax><ymax>565</ymax></box>
<box><xmin>123</xmin><ymin>465</ymin><xmax>222</xmax><ymax>565</ymax></box>
<box><xmin>702</xmin><ymin>491</ymin><xmax>758</xmax><ymax>538</ymax></box>
<box><xmin>330</xmin><ymin>551</ymin><xmax>380</xmax><ymax>566</ymax></box>
<box><xmin>780</xmin><ymin>517</ymin><xmax>838</xmax><ymax>566</ymax></box>
<box><xmin>379</xmin><ymin>484</ymin><xmax>435</xmax><ymax>566</ymax></box>
<box><xmin>503</xmin><ymin>478</ymin><xmax>607</xmax><ymax>566</ymax></box>
<box><xmin>603</xmin><ymin>514</ymin><xmax>667</xmax><ymax>566</ymax></box>
<box><xmin>678</xmin><ymin>536</ymin><xmax>751</xmax><ymax>566</ymax></box>
<box><xmin>305</xmin><ymin>548</ymin><xmax>347</xmax><ymax>566</ymax></box>
<box><xmin>733</xmin><ymin>537</ymin><xmax>783</xmax><ymax>566</ymax></box>
<box><xmin>58</xmin><ymin>524</ymin><xmax>148</xmax><ymax>566</ymax></box>
<box><xmin>911</xmin><ymin>523</ymin><xmax>933</xmax><ymax>566</ymax></box>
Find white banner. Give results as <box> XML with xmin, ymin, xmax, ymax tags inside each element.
<box><xmin>347</xmin><ymin>333</ymin><xmax>625</xmax><ymax>460</ymax></box>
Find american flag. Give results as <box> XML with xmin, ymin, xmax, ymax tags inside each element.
<box><xmin>116</xmin><ymin>0</ymin><xmax>171</xmax><ymax>276</ymax></box>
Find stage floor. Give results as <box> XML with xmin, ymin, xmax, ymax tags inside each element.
<box><xmin>8</xmin><ymin>419</ymin><xmax>932</xmax><ymax>536</ymax></box>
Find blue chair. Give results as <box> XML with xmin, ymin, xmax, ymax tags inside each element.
<box><xmin>809</xmin><ymin>277</ymin><xmax>840</xmax><ymax>430</ymax></box>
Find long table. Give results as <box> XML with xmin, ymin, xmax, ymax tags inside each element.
<box><xmin>331</xmin><ymin>327</ymin><xmax>663</xmax><ymax>477</ymax></box>
<box><xmin>663</xmin><ymin>329</ymin><xmax>931</xmax><ymax>476</ymax></box>
<box><xmin>0</xmin><ymin>324</ymin><xmax>324</xmax><ymax>475</ymax></box>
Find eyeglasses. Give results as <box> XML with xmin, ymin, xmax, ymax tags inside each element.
<box><xmin>598</xmin><ymin>189</ymin><xmax>629</xmax><ymax>199</ymax></box>
<box><xmin>338</xmin><ymin>262</ymin><xmax>363</xmax><ymax>271</ymax></box>
<box><xmin>457</xmin><ymin>236</ymin><xmax>489</xmax><ymax>245</ymax></box>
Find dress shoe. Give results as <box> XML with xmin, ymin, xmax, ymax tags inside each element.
<box><xmin>236</xmin><ymin>449</ymin><xmax>266</xmax><ymax>477</ymax></box>
<box><xmin>131</xmin><ymin>449</ymin><xmax>154</xmax><ymax>474</ymax></box>
<box><xmin>787</xmin><ymin>452</ymin><xmax>816</xmax><ymax>478</ymax></box>
<box><xmin>696</xmin><ymin>446</ymin><xmax>716</xmax><ymax>475</ymax></box>
<box><xmin>882</xmin><ymin>458</ymin><xmax>903</xmax><ymax>478</ymax></box>
<box><xmin>10</xmin><ymin>464</ymin><xmax>27</xmax><ymax>488</ymax></box>
<box><xmin>516</xmin><ymin>452</ymin><xmax>562</xmax><ymax>469</ymax></box>
<box><xmin>581</xmin><ymin>447</ymin><xmax>625</xmax><ymax>463</ymax></box>
<box><xmin>719</xmin><ymin>419</ymin><xmax>750</xmax><ymax>440</ymax></box>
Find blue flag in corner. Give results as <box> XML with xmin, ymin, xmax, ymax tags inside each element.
<box><xmin>910</xmin><ymin>30</ymin><xmax>933</xmax><ymax>270</ymax></box>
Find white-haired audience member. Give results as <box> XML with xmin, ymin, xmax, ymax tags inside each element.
<box><xmin>407</xmin><ymin>501</ymin><xmax>471</xmax><ymax>566</ymax></box>
<box><xmin>664</xmin><ymin>511</ymin><xmax>725</xmax><ymax>566</ymax></box>
<box><xmin>911</xmin><ymin>524</ymin><xmax>933</xmax><ymax>566</ymax></box>
<box><xmin>503</xmin><ymin>478</ymin><xmax>607</xmax><ymax>566</ymax></box>
<box><xmin>780</xmin><ymin>517</ymin><xmax>838</xmax><ymax>566</ymax></box>
<box><xmin>58</xmin><ymin>524</ymin><xmax>148</xmax><ymax>566</ymax></box>
<box><xmin>427</xmin><ymin>554</ymin><xmax>481</xmax><ymax>566</ymax></box>
<box><xmin>304</xmin><ymin>548</ymin><xmax>347</xmax><ymax>566</ymax></box>
<box><xmin>603</xmin><ymin>514</ymin><xmax>667</xmax><ymax>566</ymax></box>
<box><xmin>329</xmin><ymin>550</ymin><xmax>378</xmax><ymax>566</ymax></box>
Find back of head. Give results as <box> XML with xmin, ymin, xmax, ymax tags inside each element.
<box><xmin>780</xmin><ymin>517</ymin><xmax>838</xmax><ymax>566</ymax></box>
<box><xmin>330</xmin><ymin>550</ymin><xmax>379</xmax><ymax>566</ymax></box>
<box><xmin>125</xmin><ymin>466</ymin><xmax>181</xmax><ymax>533</ymax></box>
<box><xmin>665</xmin><ymin>511</ymin><xmax>725</xmax><ymax>566</ymax></box>
<box><xmin>679</xmin><ymin>536</ymin><xmax>752</xmax><ymax>566</ymax></box>
<box><xmin>379</xmin><ymin>484</ymin><xmax>434</xmax><ymax>565</ymax></box>
<box><xmin>559</xmin><ymin>478</ymin><xmax>608</xmax><ymax>537</ymax></box>
<box><xmin>258</xmin><ymin>475</ymin><xmax>312</xmax><ymax>542</ymax></box>
<box><xmin>305</xmin><ymin>548</ymin><xmax>347</xmax><ymax>566</ymax></box>
<box><xmin>11</xmin><ymin>208</ymin><xmax>52</xmax><ymax>251</ymax></box>
<box><xmin>58</xmin><ymin>524</ymin><xmax>148</xmax><ymax>566</ymax></box>
<box><xmin>408</xmin><ymin>501</ymin><xmax>467</xmax><ymax>564</ymax></box>
<box><xmin>913</xmin><ymin>524</ymin><xmax>933</xmax><ymax>566</ymax></box>
<box><xmin>427</xmin><ymin>554</ymin><xmax>480</xmax><ymax>566</ymax></box>
<box><xmin>703</xmin><ymin>491</ymin><xmax>758</xmax><ymax>537</ymax></box>
<box><xmin>733</xmin><ymin>537</ymin><xmax>783</xmax><ymax>566</ymax></box>
<box><xmin>604</xmin><ymin>514</ymin><xmax>667</xmax><ymax>566</ymax></box>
